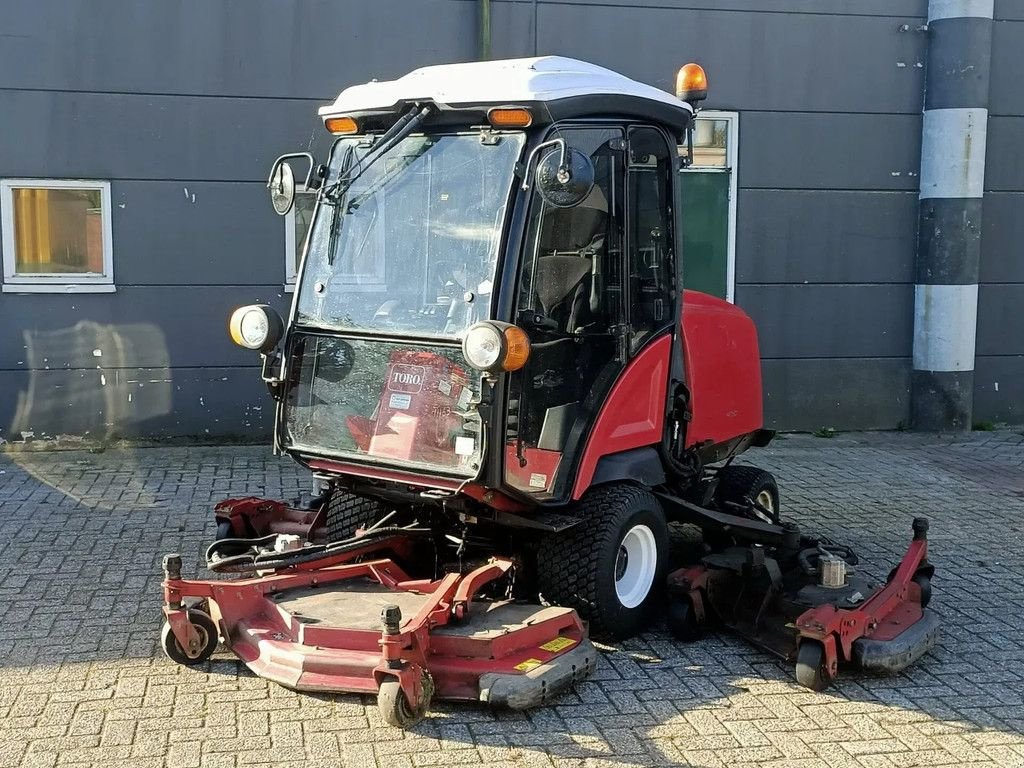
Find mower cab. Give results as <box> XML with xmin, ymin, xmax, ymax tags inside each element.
<box><xmin>160</xmin><ymin>58</ymin><xmax>938</xmax><ymax>726</ymax></box>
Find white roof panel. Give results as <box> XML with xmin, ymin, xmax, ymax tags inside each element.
<box><xmin>319</xmin><ymin>56</ymin><xmax>692</xmax><ymax>119</ymax></box>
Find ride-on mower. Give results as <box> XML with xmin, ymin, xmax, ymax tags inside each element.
<box><xmin>160</xmin><ymin>57</ymin><xmax>938</xmax><ymax>726</ymax></box>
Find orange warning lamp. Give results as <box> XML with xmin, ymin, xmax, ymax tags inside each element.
<box><xmin>676</xmin><ymin>63</ymin><xmax>708</xmax><ymax>105</ymax></box>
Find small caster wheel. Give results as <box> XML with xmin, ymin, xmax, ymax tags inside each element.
<box><xmin>667</xmin><ymin>595</ymin><xmax>702</xmax><ymax>642</ymax></box>
<box><xmin>160</xmin><ymin>609</ymin><xmax>218</xmax><ymax>666</ymax></box>
<box><xmin>886</xmin><ymin>568</ymin><xmax>933</xmax><ymax>609</ymax></box>
<box><xmin>377</xmin><ymin>673</ymin><xmax>432</xmax><ymax>728</ymax></box>
<box><xmin>912</xmin><ymin>574</ymin><xmax>932</xmax><ymax>608</ymax></box>
<box><xmin>795</xmin><ymin>640</ymin><xmax>833</xmax><ymax>692</ymax></box>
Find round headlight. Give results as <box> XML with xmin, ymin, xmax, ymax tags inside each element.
<box><xmin>462</xmin><ymin>322</ymin><xmax>531</xmax><ymax>374</ymax></box>
<box><xmin>462</xmin><ymin>323</ymin><xmax>504</xmax><ymax>372</ymax></box>
<box><xmin>229</xmin><ymin>305</ymin><xmax>284</xmax><ymax>352</ymax></box>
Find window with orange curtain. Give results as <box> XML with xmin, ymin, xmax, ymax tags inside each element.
<box><xmin>1</xmin><ymin>179</ymin><xmax>113</xmax><ymax>291</ymax></box>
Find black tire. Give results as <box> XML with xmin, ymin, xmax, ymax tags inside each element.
<box><xmin>715</xmin><ymin>465</ymin><xmax>780</xmax><ymax>523</ymax></box>
<box><xmin>535</xmin><ymin>484</ymin><xmax>668</xmax><ymax>640</ymax></box>
<box><xmin>885</xmin><ymin>568</ymin><xmax>933</xmax><ymax>609</ymax></box>
<box><xmin>160</xmin><ymin>609</ymin><xmax>218</xmax><ymax>666</ymax></box>
<box><xmin>913</xmin><ymin>574</ymin><xmax>932</xmax><ymax>608</ymax></box>
<box><xmin>667</xmin><ymin>594</ymin><xmax>703</xmax><ymax>642</ymax></box>
<box><xmin>324</xmin><ymin>491</ymin><xmax>387</xmax><ymax>542</ymax></box>
<box><xmin>377</xmin><ymin>674</ymin><xmax>432</xmax><ymax>728</ymax></box>
<box><xmin>795</xmin><ymin>640</ymin><xmax>832</xmax><ymax>691</ymax></box>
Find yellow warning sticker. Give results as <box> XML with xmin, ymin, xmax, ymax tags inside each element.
<box><xmin>514</xmin><ymin>658</ymin><xmax>544</xmax><ymax>672</ymax></box>
<box><xmin>539</xmin><ymin>636</ymin><xmax>576</xmax><ymax>653</ymax></box>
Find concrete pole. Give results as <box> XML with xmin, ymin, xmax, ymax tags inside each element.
<box><xmin>912</xmin><ymin>0</ymin><xmax>993</xmax><ymax>430</ymax></box>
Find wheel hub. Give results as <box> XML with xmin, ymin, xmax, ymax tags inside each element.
<box><xmin>614</xmin><ymin>524</ymin><xmax>658</xmax><ymax>609</ymax></box>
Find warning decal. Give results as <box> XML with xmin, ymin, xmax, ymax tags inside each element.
<box><xmin>539</xmin><ymin>636</ymin><xmax>576</xmax><ymax>653</ymax></box>
<box><xmin>514</xmin><ymin>658</ymin><xmax>543</xmax><ymax>672</ymax></box>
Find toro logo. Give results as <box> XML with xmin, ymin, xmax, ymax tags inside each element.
<box><xmin>388</xmin><ymin>364</ymin><xmax>425</xmax><ymax>394</ymax></box>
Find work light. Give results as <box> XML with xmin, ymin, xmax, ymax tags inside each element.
<box><xmin>462</xmin><ymin>322</ymin><xmax>531</xmax><ymax>374</ymax></box>
<box><xmin>228</xmin><ymin>305</ymin><xmax>284</xmax><ymax>353</ymax></box>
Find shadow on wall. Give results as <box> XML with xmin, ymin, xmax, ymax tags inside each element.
<box><xmin>9</xmin><ymin>321</ymin><xmax>172</xmax><ymax>442</ymax></box>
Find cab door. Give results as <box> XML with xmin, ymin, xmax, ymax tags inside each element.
<box><xmin>504</xmin><ymin>125</ymin><xmax>627</xmax><ymax>500</ymax></box>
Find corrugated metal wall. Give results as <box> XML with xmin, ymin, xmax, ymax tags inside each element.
<box><xmin>0</xmin><ymin>0</ymin><xmax>1019</xmax><ymax>440</ymax></box>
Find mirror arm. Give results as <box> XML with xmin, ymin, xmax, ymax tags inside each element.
<box><xmin>267</xmin><ymin>152</ymin><xmax>318</xmax><ymax>191</ymax></box>
<box><xmin>520</xmin><ymin>137</ymin><xmax>566</xmax><ymax>191</ymax></box>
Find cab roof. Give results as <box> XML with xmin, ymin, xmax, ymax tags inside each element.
<box><xmin>319</xmin><ymin>57</ymin><xmax>694</xmax><ymax>133</ymax></box>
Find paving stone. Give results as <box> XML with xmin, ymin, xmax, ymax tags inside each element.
<box><xmin>1</xmin><ymin>433</ymin><xmax>1023</xmax><ymax>767</ymax></box>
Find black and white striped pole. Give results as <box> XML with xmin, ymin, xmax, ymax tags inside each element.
<box><xmin>912</xmin><ymin>0</ymin><xmax>993</xmax><ymax>430</ymax></box>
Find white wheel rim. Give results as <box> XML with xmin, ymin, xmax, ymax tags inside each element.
<box><xmin>755</xmin><ymin>490</ymin><xmax>775</xmax><ymax>513</ymax></box>
<box><xmin>614</xmin><ymin>524</ymin><xmax>658</xmax><ymax>609</ymax></box>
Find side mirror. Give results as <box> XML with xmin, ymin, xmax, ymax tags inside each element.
<box><xmin>228</xmin><ymin>305</ymin><xmax>284</xmax><ymax>353</ymax></box>
<box><xmin>535</xmin><ymin>145</ymin><xmax>595</xmax><ymax>209</ymax></box>
<box><xmin>266</xmin><ymin>152</ymin><xmax>321</xmax><ymax>216</ymax></box>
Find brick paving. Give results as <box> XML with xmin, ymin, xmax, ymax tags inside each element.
<box><xmin>1</xmin><ymin>431</ymin><xmax>1024</xmax><ymax>767</ymax></box>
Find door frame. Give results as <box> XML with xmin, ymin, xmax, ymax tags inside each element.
<box><xmin>683</xmin><ymin>110</ymin><xmax>739</xmax><ymax>302</ymax></box>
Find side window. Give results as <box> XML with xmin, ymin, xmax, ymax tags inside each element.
<box><xmin>285</xmin><ymin>188</ymin><xmax>316</xmax><ymax>287</ymax></box>
<box><xmin>627</xmin><ymin>127</ymin><xmax>674</xmax><ymax>349</ymax></box>
<box><xmin>1</xmin><ymin>179</ymin><xmax>114</xmax><ymax>293</ymax></box>
<box><xmin>517</xmin><ymin>127</ymin><xmax>625</xmax><ymax>334</ymax></box>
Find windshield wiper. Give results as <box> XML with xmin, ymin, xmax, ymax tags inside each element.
<box><xmin>323</xmin><ymin>105</ymin><xmax>432</xmax><ymax>265</ymax></box>
<box><xmin>323</xmin><ymin>105</ymin><xmax>432</xmax><ymax>204</ymax></box>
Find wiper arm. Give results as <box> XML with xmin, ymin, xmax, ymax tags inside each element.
<box><xmin>323</xmin><ymin>104</ymin><xmax>432</xmax><ymax>204</ymax></box>
<box><xmin>324</xmin><ymin>104</ymin><xmax>432</xmax><ymax>267</ymax></box>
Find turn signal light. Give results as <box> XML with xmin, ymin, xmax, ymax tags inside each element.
<box><xmin>502</xmin><ymin>325</ymin><xmax>531</xmax><ymax>371</ymax></box>
<box><xmin>487</xmin><ymin>108</ymin><xmax>533</xmax><ymax>128</ymax></box>
<box><xmin>675</xmin><ymin>63</ymin><xmax>708</xmax><ymax>104</ymax></box>
<box><xmin>324</xmin><ymin>116</ymin><xmax>359</xmax><ymax>134</ymax></box>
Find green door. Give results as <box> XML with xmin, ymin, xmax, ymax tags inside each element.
<box><xmin>680</xmin><ymin>115</ymin><xmax>735</xmax><ymax>300</ymax></box>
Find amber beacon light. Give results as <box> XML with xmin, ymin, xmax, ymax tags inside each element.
<box><xmin>675</xmin><ymin>63</ymin><xmax>708</xmax><ymax>104</ymax></box>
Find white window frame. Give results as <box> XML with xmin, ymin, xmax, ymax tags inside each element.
<box><xmin>682</xmin><ymin>110</ymin><xmax>739</xmax><ymax>303</ymax></box>
<box><xmin>284</xmin><ymin>187</ymin><xmax>317</xmax><ymax>291</ymax></box>
<box><xmin>1</xmin><ymin>178</ymin><xmax>115</xmax><ymax>293</ymax></box>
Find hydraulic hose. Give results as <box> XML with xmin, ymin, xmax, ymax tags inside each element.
<box><xmin>205</xmin><ymin>526</ymin><xmax>431</xmax><ymax>574</ymax></box>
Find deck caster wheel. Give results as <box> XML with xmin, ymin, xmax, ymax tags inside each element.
<box><xmin>795</xmin><ymin>640</ymin><xmax>833</xmax><ymax>692</ymax></box>
<box><xmin>377</xmin><ymin>673</ymin><xmax>433</xmax><ymax>728</ymax></box>
<box><xmin>913</xmin><ymin>574</ymin><xmax>932</xmax><ymax>609</ymax></box>
<box><xmin>667</xmin><ymin>595</ymin><xmax>703</xmax><ymax>642</ymax></box>
<box><xmin>886</xmin><ymin>569</ymin><xmax>933</xmax><ymax>609</ymax></box>
<box><xmin>160</xmin><ymin>609</ymin><xmax>218</xmax><ymax>666</ymax></box>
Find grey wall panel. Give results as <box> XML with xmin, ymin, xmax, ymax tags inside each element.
<box><xmin>985</xmin><ymin>117</ymin><xmax>1024</xmax><ymax>192</ymax></box>
<box><xmin>973</xmin><ymin>356</ymin><xmax>1024</xmax><ymax>423</ymax></box>
<box><xmin>980</xmin><ymin>192</ymin><xmax>1024</xmax><ymax>283</ymax></box>
<box><xmin>737</xmin><ymin>284</ymin><xmax>914</xmax><ymax>359</ymax></box>
<box><xmin>0</xmin><ymin>90</ymin><xmax>330</xmax><ymax>182</ymax></box>
<box><xmin>536</xmin><ymin>0</ymin><xmax>926</xmax><ymax>15</ymax></box>
<box><xmin>0</xmin><ymin>287</ymin><xmax>291</xmax><ymax>371</ymax></box>
<box><xmin>761</xmin><ymin>357</ymin><xmax>911</xmax><ymax>431</ymax></box>
<box><xmin>111</xmin><ymin>181</ymin><xmax>286</xmax><ymax>286</ymax></box>
<box><xmin>989</xmin><ymin>20</ymin><xmax>1024</xmax><ymax>116</ymax></box>
<box><xmin>994</xmin><ymin>1</ymin><xmax>1024</xmax><ymax>21</ymax></box>
<box><xmin>735</xmin><ymin>190</ymin><xmax>917</xmax><ymax>284</ymax></box>
<box><xmin>739</xmin><ymin>112</ymin><xmax>922</xmax><ymax>191</ymax></box>
<box><xmin>536</xmin><ymin>4</ymin><xmax>926</xmax><ymax>113</ymax></box>
<box><xmin>0</xmin><ymin>366</ymin><xmax>271</xmax><ymax>442</ymax></box>
<box><xmin>975</xmin><ymin>284</ymin><xmax>1024</xmax><ymax>356</ymax></box>
<box><xmin>491</xmin><ymin>2</ymin><xmax>538</xmax><ymax>59</ymax></box>
<box><xmin>0</xmin><ymin>0</ymin><xmax>478</xmax><ymax>99</ymax></box>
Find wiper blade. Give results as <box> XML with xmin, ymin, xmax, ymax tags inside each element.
<box><xmin>323</xmin><ymin>104</ymin><xmax>432</xmax><ymax>203</ymax></box>
<box><xmin>324</xmin><ymin>104</ymin><xmax>432</xmax><ymax>266</ymax></box>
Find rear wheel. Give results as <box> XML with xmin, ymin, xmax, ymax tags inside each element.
<box><xmin>715</xmin><ymin>465</ymin><xmax>780</xmax><ymax>524</ymax></box>
<box><xmin>324</xmin><ymin>491</ymin><xmax>387</xmax><ymax>542</ymax></box>
<box><xmin>535</xmin><ymin>484</ymin><xmax>668</xmax><ymax>639</ymax></box>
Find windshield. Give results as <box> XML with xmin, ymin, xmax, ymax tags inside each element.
<box><xmin>295</xmin><ymin>132</ymin><xmax>525</xmax><ymax>337</ymax></box>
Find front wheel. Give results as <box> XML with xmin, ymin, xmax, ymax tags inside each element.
<box><xmin>535</xmin><ymin>484</ymin><xmax>668</xmax><ymax>640</ymax></box>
